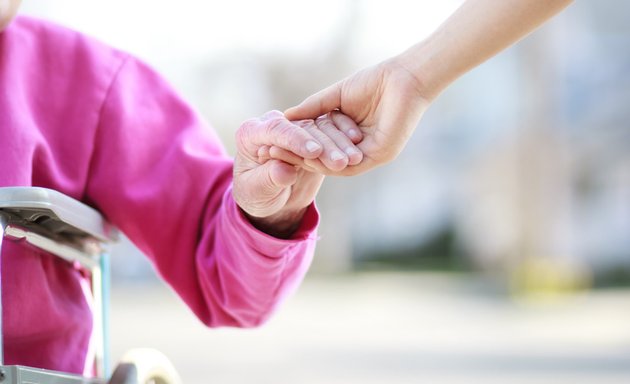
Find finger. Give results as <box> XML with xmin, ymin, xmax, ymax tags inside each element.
<box><xmin>268</xmin><ymin>146</ymin><xmax>333</xmax><ymax>175</ymax></box>
<box><xmin>260</xmin><ymin>109</ymin><xmax>285</xmax><ymax>121</ymax></box>
<box><xmin>330</xmin><ymin>110</ymin><xmax>363</xmax><ymax>144</ymax></box>
<box><xmin>300</xmin><ymin>162</ymin><xmax>322</xmax><ymax>174</ymax></box>
<box><xmin>268</xmin><ymin>160</ymin><xmax>299</xmax><ymax>188</ymax></box>
<box><xmin>315</xmin><ymin>116</ymin><xmax>363</xmax><ymax>166</ymax></box>
<box><xmin>257</xmin><ymin>145</ymin><xmax>271</xmax><ymax>162</ymax></box>
<box><xmin>237</xmin><ymin>114</ymin><xmax>323</xmax><ymax>160</ymax></box>
<box><xmin>237</xmin><ymin>159</ymin><xmax>297</xmax><ymax>217</ymax></box>
<box><xmin>268</xmin><ymin>146</ymin><xmax>306</xmax><ymax>167</ymax></box>
<box><xmin>303</xmin><ymin>158</ymin><xmax>336</xmax><ymax>175</ymax></box>
<box><xmin>304</xmin><ymin>157</ymin><xmax>368</xmax><ymax>177</ymax></box>
<box><xmin>284</xmin><ymin>82</ymin><xmax>342</xmax><ymax>120</ymax></box>
<box><xmin>301</xmin><ymin>121</ymin><xmax>349</xmax><ymax>172</ymax></box>
<box><xmin>245</xmin><ymin>159</ymin><xmax>298</xmax><ymax>191</ymax></box>
<box><xmin>292</xmin><ymin>119</ymin><xmax>349</xmax><ymax>171</ymax></box>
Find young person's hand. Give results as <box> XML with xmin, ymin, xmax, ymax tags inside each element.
<box><xmin>285</xmin><ymin>59</ymin><xmax>430</xmax><ymax>176</ymax></box>
<box><xmin>284</xmin><ymin>0</ymin><xmax>573</xmax><ymax>176</ymax></box>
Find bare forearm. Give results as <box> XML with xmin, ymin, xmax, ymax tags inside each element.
<box><xmin>397</xmin><ymin>0</ymin><xmax>573</xmax><ymax>100</ymax></box>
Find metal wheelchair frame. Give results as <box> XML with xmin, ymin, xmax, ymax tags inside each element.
<box><xmin>0</xmin><ymin>187</ymin><xmax>181</xmax><ymax>384</ymax></box>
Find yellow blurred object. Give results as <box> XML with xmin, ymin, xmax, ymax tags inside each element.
<box><xmin>510</xmin><ymin>256</ymin><xmax>593</xmax><ymax>302</ymax></box>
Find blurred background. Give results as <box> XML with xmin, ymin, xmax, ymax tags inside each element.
<box><xmin>21</xmin><ymin>1</ymin><xmax>630</xmax><ymax>383</ymax></box>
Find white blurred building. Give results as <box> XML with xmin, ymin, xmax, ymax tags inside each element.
<box><xmin>20</xmin><ymin>1</ymin><xmax>630</xmax><ymax>280</ymax></box>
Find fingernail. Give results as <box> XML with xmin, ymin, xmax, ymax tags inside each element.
<box><xmin>345</xmin><ymin>147</ymin><xmax>360</xmax><ymax>156</ymax></box>
<box><xmin>349</xmin><ymin>129</ymin><xmax>360</xmax><ymax>139</ymax></box>
<box><xmin>306</xmin><ymin>140</ymin><xmax>321</xmax><ymax>153</ymax></box>
<box><xmin>330</xmin><ymin>150</ymin><xmax>345</xmax><ymax>161</ymax></box>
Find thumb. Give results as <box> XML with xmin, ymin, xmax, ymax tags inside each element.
<box><xmin>284</xmin><ymin>81</ymin><xmax>342</xmax><ymax>120</ymax></box>
<box><xmin>236</xmin><ymin>160</ymin><xmax>298</xmax><ymax>217</ymax></box>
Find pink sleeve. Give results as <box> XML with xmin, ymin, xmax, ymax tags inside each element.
<box><xmin>85</xmin><ymin>56</ymin><xmax>319</xmax><ymax>327</ymax></box>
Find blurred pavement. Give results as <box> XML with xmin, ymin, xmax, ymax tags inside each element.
<box><xmin>110</xmin><ymin>272</ymin><xmax>630</xmax><ymax>383</ymax></box>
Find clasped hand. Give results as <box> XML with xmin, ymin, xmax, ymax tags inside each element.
<box><xmin>232</xmin><ymin>110</ymin><xmax>363</xmax><ymax>238</ymax></box>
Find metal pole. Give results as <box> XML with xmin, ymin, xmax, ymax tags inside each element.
<box><xmin>101</xmin><ymin>251</ymin><xmax>111</xmax><ymax>377</ymax></box>
<box><xmin>91</xmin><ymin>264</ymin><xmax>105</xmax><ymax>378</ymax></box>
<box><xmin>0</xmin><ymin>213</ymin><xmax>7</xmax><ymax>365</ymax></box>
<box><xmin>90</xmin><ymin>246</ymin><xmax>110</xmax><ymax>378</ymax></box>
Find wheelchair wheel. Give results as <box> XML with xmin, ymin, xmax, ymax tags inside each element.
<box><xmin>108</xmin><ymin>348</ymin><xmax>182</xmax><ymax>384</ymax></box>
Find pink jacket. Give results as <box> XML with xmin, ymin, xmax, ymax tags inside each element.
<box><xmin>0</xmin><ymin>16</ymin><xmax>318</xmax><ymax>375</ymax></box>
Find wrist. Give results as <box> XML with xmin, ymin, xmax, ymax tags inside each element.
<box><xmin>241</xmin><ymin>205</ymin><xmax>308</xmax><ymax>239</ymax></box>
<box><xmin>392</xmin><ymin>40</ymin><xmax>446</xmax><ymax>103</ymax></box>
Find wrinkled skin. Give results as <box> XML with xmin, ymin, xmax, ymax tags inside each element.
<box><xmin>232</xmin><ymin>110</ymin><xmax>362</xmax><ymax>238</ymax></box>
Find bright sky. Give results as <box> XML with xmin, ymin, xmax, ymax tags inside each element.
<box><xmin>20</xmin><ymin>0</ymin><xmax>463</xmax><ymax>65</ymax></box>
<box><xmin>19</xmin><ymin>0</ymin><xmax>464</xmax><ymax>139</ymax></box>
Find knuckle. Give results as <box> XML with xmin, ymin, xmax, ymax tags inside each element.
<box><xmin>261</xmin><ymin>109</ymin><xmax>284</xmax><ymax>121</ymax></box>
<box><xmin>270</xmin><ymin>120</ymin><xmax>306</xmax><ymax>152</ymax></box>
<box><xmin>315</xmin><ymin>116</ymin><xmax>332</xmax><ymax>126</ymax></box>
<box><xmin>235</xmin><ymin>123</ymin><xmax>251</xmax><ymax>149</ymax></box>
<box><xmin>288</xmin><ymin>129</ymin><xmax>307</xmax><ymax>148</ymax></box>
<box><xmin>317</xmin><ymin>119</ymin><xmax>339</xmax><ymax>136</ymax></box>
<box><xmin>263</xmin><ymin>119</ymin><xmax>288</xmax><ymax>147</ymax></box>
<box><xmin>265</xmin><ymin>117</ymin><xmax>284</xmax><ymax>134</ymax></box>
<box><xmin>266</xmin><ymin>118</ymin><xmax>293</xmax><ymax>139</ymax></box>
<box><xmin>294</xmin><ymin>119</ymin><xmax>315</xmax><ymax>129</ymax></box>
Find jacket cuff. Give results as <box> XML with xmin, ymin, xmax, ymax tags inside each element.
<box><xmin>222</xmin><ymin>186</ymin><xmax>320</xmax><ymax>257</ymax></box>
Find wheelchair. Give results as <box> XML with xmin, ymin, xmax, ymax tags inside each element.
<box><xmin>0</xmin><ymin>187</ymin><xmax>181</xmax><ymax>384</ymax></box>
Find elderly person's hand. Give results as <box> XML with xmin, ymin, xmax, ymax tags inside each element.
<box><xmin>232</xmin><ymin>110</ymin><xmax>362</xmax><ymax>238</ymax></box>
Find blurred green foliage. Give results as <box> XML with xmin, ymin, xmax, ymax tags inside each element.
<box><xmin>356</xmin><ymin>225</ymin><xmax>473</xmax><ymax>272</ymax></box>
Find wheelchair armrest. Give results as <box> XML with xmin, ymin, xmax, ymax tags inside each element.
<box><xmin>0</xmin><ymin>187</ymin><xmax>117</xmax><ymax>243</ymax></box>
